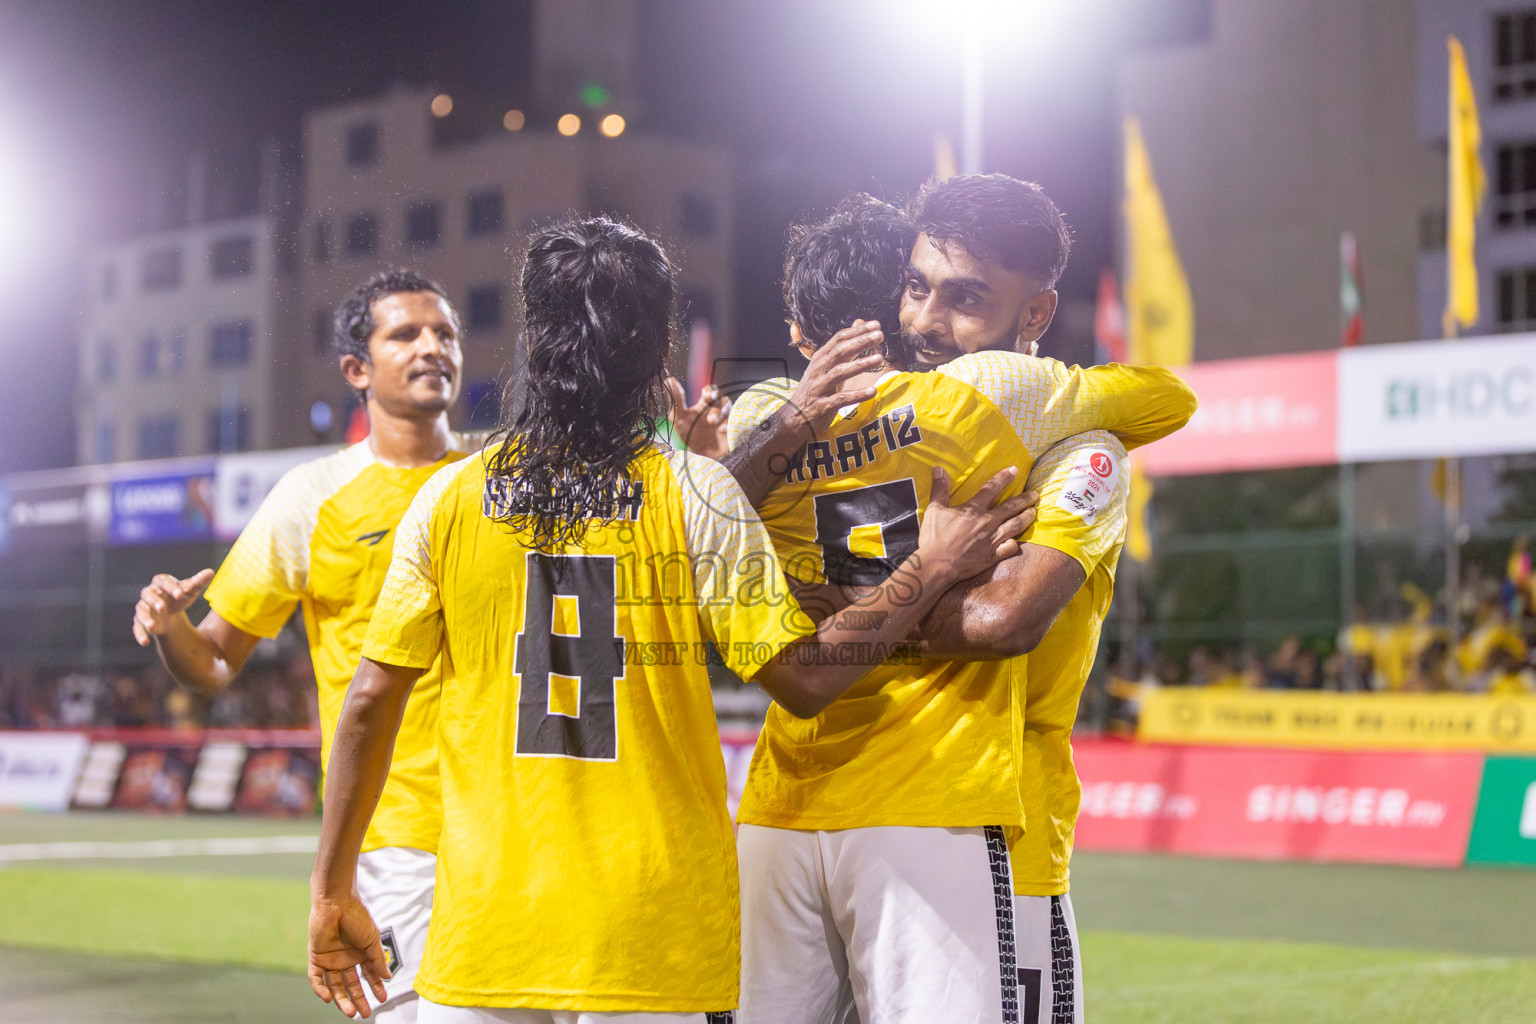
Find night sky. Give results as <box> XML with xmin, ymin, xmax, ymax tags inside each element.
<box><xmin>0</xmin><ymin>0</ymin><xmax>1207</xmax><ymax>473</ymax></box>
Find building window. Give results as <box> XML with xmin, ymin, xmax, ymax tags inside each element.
<box><xmin>1496</xmin><ymin>266</ymin><xmax>1536</xmax><ymax>330</ymax></box>
<box><xmin>405</xmin><ymin>201</ymin><xmax>442</xmax><ymax>248</ymax></box>
<box><xmin>101</xmin><ymin>263</ymin><xmax>117</xmax><ymax>301</ymax></box>
<box><xmin>1495</xmin><ymin>11</ymin><xmax>1536</xmax><ymax>102</ymax></box>
<box><xmin>680</xmin><ymin>193</ymin><xmax>718</xmax><ymax>239</ymax></box>
<box><xmin>345</xmin><ymin>213</ymin><xmax>378</xmax><ymax>257</ymax></box>
<box><xmin>141</xmin><ymin>247</ymin><xmax>182</xmax><ymax>291</ymax></box>
<box><xmin>346</xmin><ymin>120</ymin><xmax>380</xmax><ymax>167</ymax></box>
<box><xmin>467</xmin><ymin>285</ymin><xmax>502</xmax><ymax>330</ymax></box>
<box><xmin>210</xmin><ymin>320</ymin><xmax>252</xmax><ymax>365</ymax></box>
<box><xmin>139</xmin><ymin>334</ymin><xmax>161</xmax><ymax>378</ymax></box>
<box><xmin>168</xmin><ymin>330</ymin><xmax>186</xmax><ymax>373</ymax></box>
<box><xmin>313</xmin><ymin>220</ymin><xmax>332</xmax><ymax>263</ymax></box>
<box><xmin>313</xmin><ymin>308</ymin><xmax>334</xmax><ymax>356</ymax></box>
<box><xmin>209</xmin><ymin>235</ymin><xmax>254</xmax><ymax>278</ymax></box>
<box><xmin>465</xmin><ymin>377</ymin><xmax>500</xmax><ymax>429</ymax></box>
<box><xmin>98</xmin><ymin>340</ymin><xmax>116</xmax><ymax>383</ymax></box>
<box><xmin>93</xmin><ymin>417</ymin><xmax>114</xmax><ymax>463</ymax></box>
<box><xmin>207</xmin><ymin>405</ymin><xmax>252</xmax><ymax>453</ymax></box>
<box><xmin>137</xmin><ymin>415</ymin><xmax>181</xmax><ymax>460</ymax></box>
<box><xmin>1496</xmin><ymin>143</ymin><xmax>1536</xmax><ymax>229</ymax></box>
<box><xmin>467</xmin><ymin>188</ymin><xmax>504</xmax><ymax>237</ymax></box>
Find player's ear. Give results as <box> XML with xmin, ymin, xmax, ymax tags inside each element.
<box><xmin>1016</xmin><ymin>288</ymin><xmax>1058</xmax><ymax>352</ymax></box>
<box><xmin>787</xmin><ymin>321</ymin><xmax>817</xmax><ymax>361</ymax></box>
<box><xmin>340</xmin><ymin>352</ymin><xmax>372</xmax><ymax>393</ymax></box>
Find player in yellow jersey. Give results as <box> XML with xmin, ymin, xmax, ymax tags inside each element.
<box><xmin>304</xmin><ymin>217</ymin><xmax>1037</xmax><ymax>1024</ymax></box>
<box><xmin>131</xmin><ymin>269</ymin><xmax>474</xmax><ymax>1024</ymax></box>
<box><xmin>714</xmin><ymin>182</ymin><xmax>1195</xmax><ymax>1024</ymax></box>
<box><xmin>922</xmin><ymin>427</ymin><xmax>1129</xmax><ymax>1024</ymax></box>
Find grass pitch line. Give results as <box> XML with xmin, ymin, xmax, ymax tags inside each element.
<box><xmin>0</xmin><ymin>835</ymin><xmax>319</xmax><ymax>863</ymax></box>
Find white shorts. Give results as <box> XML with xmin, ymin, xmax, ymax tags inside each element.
<box><xmin>738</xmin><ymin>824</ymin><xmax>1020</xmax><ymax>1024</ymax></box>
<box><xmin>1014</xmin><ymin>894</ymin><xmax>1082</xmax><ymax>1024</ymax></box>
<box><xmin>358</xmin><ymin>845</ymin><xmax>437</xmax><ymax>1023</ymax></box>
<box><xmin>417</xmin><ymin>1003</ymin><xmax>733</xmax><ymax>1024</ymax></box>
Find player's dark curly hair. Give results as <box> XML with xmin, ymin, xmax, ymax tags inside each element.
<box><xmin>485</xmin><ymin>217</ymin><xmax>674</xmax><ymax>551</ymax></box>
<box><xmin>782</xmin><ymin>194</ymin><xmax>917</xmax><ymax>353</ymax></box>
<box><xmin>908</xmin><ymin>173</ymin><xmax>1072</xmax><ymax>287</ymax></box>
<box><xmin>333</xmin><ymin>268</ymin><xmax>456</xmax><ymax>362</ymax></box>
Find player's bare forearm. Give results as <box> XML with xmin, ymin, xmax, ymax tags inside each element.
<box><xmin>756</xmin><ymin>466</ymin><xmax>1034</xmax><ymax>717</ymax></box>
<box><xmin>915</xmin><ymin>544</ymin><xmax>1086</xmax><ymax>661</ymax></box>
<box><xmin>152</xmin><ymin>612</ymin><xmax>260</xmax><ymax>697</ymax></box>
<box><xmin>311</xmin><ymin>658</ymin><xmax>421</xmax><ymax>898</ymax></box>
<box><xmin>720</xmin><ymin>404</ymin><xmax>815</xmax><ymax>507</ymax></box>
<box><xmin>757</xmin><ymin>555</ymin><xmax>967</xmax><ymax>717</ymax></box>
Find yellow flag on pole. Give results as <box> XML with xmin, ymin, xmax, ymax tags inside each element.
<box><xmin>1121</xmin><ymin>118</ymin><xmax>1193</xmax><ymax>561</ymax></box>
<box><xmin>1123</xmin><ymin>117</ymin><xmax>1194</xmax><ymax>367</ymax></box>
<box><xmin>1444</xmin><ymin>35</ymin><xmax>1485</xmax><ymax>338</ymax></box>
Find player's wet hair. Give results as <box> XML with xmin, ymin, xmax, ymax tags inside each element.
<box><xmin>783</xmin><ymin>194</ymin><xmax>916</xmax><ymax>350</ymax></box>
<box><xmin>908</xmin><ymin>173</ymin><xmax>1072</xmax><ymax>288</ymax></box>
<box><xmin>486</xmin><ymin>217</ymin><xmax>674</xmax><ymax>551</ymax></box>
<box><xmin>333</xmin><ymin>268</ymin><xmax>456</xmax><ymax>363</ymax></box>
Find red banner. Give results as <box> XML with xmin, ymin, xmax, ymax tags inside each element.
<box><xmin>1137</xmin><ymin>351</ymin><xmax>1338</xmax><ymax>476</ymax></box>
<box><xmin>1072</xmin><ymin>740</ymin><xmax>1483</xmax><ymax>867</ymax></box>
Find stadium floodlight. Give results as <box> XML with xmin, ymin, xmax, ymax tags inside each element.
<box><xmin>886</xmin><ymin>0</ymin><xmax>1066</xmax><ymax>173</ymax></box>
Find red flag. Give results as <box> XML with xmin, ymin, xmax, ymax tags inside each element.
<box><xmin>1094</xmin><ymin>267</ymin><xmax>1127</xmax><ymax>364</ymax></box>
<box><xmin>1341</xmin><ymin>231</ymin><xmax>1364</xmax><ymax>347</ymax></box>
<box><xmin>687</xmin><ymin>318</ymin><xmax>713</xmax><ymax>401</ymax></box>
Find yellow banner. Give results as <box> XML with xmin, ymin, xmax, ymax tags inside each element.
<box><xmin>1138</xmin><ymin>689</ymin><xmax>1536</xmax><ymax>752</ymax></box>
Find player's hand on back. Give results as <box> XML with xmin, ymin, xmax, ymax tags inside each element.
<box><xmin>791</xmin><ymin>320</ymin><xmax>888</xmax><ymax>432</ymax></box>
<box><xmin>131</xmin><ymin>568</ymin><xmax>214</xmax><ymax>646</ymax></box>
<box><xmin>667</xmin><ymin>377</ymin><xmax>732</xmax><ymax>460</ymax></box>
<box><xmin>918</xmin><ymin>467</ymin><xmax>1038</xmax><ymax>582</ymax></box>
<box><xmin>308</xmin><ymin>893</ymin><xmax>392</xmax><ymax>1018</ymax></box>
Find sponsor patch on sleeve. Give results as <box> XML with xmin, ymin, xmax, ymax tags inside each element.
<box><xmin>1053</xmin><ymin>447</ymin><xmax>1120</xmax><ymax>525</ymax></box>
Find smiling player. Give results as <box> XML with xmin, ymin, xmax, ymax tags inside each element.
<box><xmin>132</xmin><ymin>269</ymin><xmax>476</xmax><ymax>1024</ymax></box>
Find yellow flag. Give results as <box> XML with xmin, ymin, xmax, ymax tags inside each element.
<box><xmin>1123</xmin><ymin>117</ymin><xmax>1194</xmax><ymax>367</ymax></box>
<box><xmin>1121</xmin><ymin>118</ymin><xmax>1193</xmax><ymax>560</ymax></box>
<box><xmin>1444</xmin><ymin>35</ymin><xmax>1486</xmax><ymax>338</ymax></box>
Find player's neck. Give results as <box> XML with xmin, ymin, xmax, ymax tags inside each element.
<box><xmin>844</xmin><ymin>362</ymin><xmax>896</xmax><ymax>391</ymax></box>
<box><xmin>366</xmin><ymin>404</ymin><xmax>456</xmax><ymax>468</ymax></box>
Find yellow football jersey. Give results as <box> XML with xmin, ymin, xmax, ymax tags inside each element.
<box><xmin>362</xmin><ymin>446</ymin><xmax>807</xmax><ymax>1012</ymax></box>
<box><xmin>205</xmin><ymin>439</ymin><xmax>470</xmax><ymax>854</ymax></box>
<box><xmin>726</xmin><ymin>351</ymin><xmax>1196</xmax><ymax>831</ymax></box>
<box><xmin>1005</xmin><ymin>430</ymin><xmax>1129</xmax><ymax>897</ymax></box>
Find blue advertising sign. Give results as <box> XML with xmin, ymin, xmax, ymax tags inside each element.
<box><xmin>108</xmin><ymin>471</ymin><xmax>216</xmax><ymax>545</ymax></box>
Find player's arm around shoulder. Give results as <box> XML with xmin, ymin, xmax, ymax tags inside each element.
<box><xmin>914</xmin><ymin>431</ymin><xmax>1130</xmax><ymax>660</ymax></box>
<box><xmin>1072</xmin><ymin>361</ymin><xmax>1198</xmax><ymax>449</ymax></box>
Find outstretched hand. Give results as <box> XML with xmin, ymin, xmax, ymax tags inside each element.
<box><xmin>308</xmin><ymin>894</ymin><xmax>392</xmax><ymax>1018</ymax></box>
<box><xmin>667</xmin><ymin>378</ymin><xmax>732</xmax><ymax>460</ymax></box>
<box><xmin>131</xmin><ymin>569</ymin><xmax>214</xmax><ymax>646</ymax></box>
<box><xmin>918</xmin><ymin>467</ymin><xmax>1039</xmax><ymax>582</ymax></box>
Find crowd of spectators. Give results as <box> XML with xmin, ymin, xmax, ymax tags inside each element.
<box><xmin>0</xmin><ymin>655</ymin><xmax>319</xmax><ymax>732</ymax></box>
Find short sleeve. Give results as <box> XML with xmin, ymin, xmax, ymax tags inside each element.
<box><xmin>361</xmin><ymin>460</ymin><xmax>468</xmax><ymax>669</ymax></box>
<box><xmin>664</xmin><ymin>451</ymin><xmax>812</xmax><ymax>681</ymax></box>
<box><xmin>725</xmin><ymin>377</ymin><xmax>796</xmax><ymax>452</ymax></box>
<box><xmin>937</xmin><ymin>351</ymin><xmax>1197</xmax><ymax>456</ymax></box>
<box><xmin>204</xmin><ymin>473</ymin><xmax>313</xmax><ymax>637</ymax></box>
<box><xmin>1022</xmin><ymin>430</ymin><xmax>1130</xmax><ymax>578</ymax></box>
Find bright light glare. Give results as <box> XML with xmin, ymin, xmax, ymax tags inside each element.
<box><xmin>599</xmin><ymin>114</ymin><xmax>626</xmax><ymax>138</ymax></box>
<box><xmin>430</xmin><ymin>93</ymin><xmax>453</xmax><ymax>117</ymax></box>
<box><xmin>557</xmin><ymin>113</ymin><xmax>581</xmax><ymax>136</ymax></box>
<box><xmin>0</xmin><ymin>142</ymin><xmax>50</xmax><ymax>285</ymax></box>
<box><xmin>503</xmin><ymin>109</ymin><xmax>526</xmax><ymax>131</ymax></box>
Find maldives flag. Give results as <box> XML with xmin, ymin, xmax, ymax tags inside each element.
<box><xmin>1340</xmin><ymin>231</ymin><xmax>1363</xmax><ymax>347</ymax></box>
<box><xmin>1094</xmin><ymin>267</ymin><xmax>1127</xmax><ymax>364</ymax></box>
